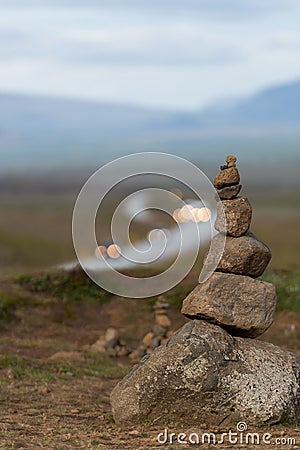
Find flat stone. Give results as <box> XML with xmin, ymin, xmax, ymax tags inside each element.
<box><xmin>142</xmin><ymin>332</ymin><xmax>155</xmax><ymax>347</ymax></box>
<box><xmin>117</xmin><ymin>346</ymin><xmax>130</xmax><ymax>357</ymax></box>
<box><xmin>90</xmin><ymin>338</ymin><xmax>106</xmax><ymax>353</ymax></box>
<box><xmin>216</xmin><ymin>184</ymin><xmax>241</xmax><ymax>200</ymax></box>
<box><xmin>205</xmin><ymin>232</ymin><xmax>271</xmax><ymax>278</ymax></box>
<box><xmin>154</xmin><ymin>300</ymin><xmax>169</xmax><ymax>310</ymax></box>
<box><xmin>106</xmin><ymin>347</ymin><xmax>118</xmax><ymax>357</ymax></box>
<box><xmin>215</xmin><ymin>196</ymin><xmax>252</xmax><ymax>237</ymax></box>
<box><xmin>181</xmin><ymin>272</ymin><xmax>277</xmax><ymax>337</ymax></box>
<box><xmin>105</xmin><ymin>340</ymin><xmax>118</xmax><ymax>349</ymax></box>
<box><xmin>110</xmin><ymin>320</ymin><xmax>300</xmax><ymax>426</ymax></box>
<box><xmin>128</xmin><ymin>350</ymin><xmax>140</xmax><ymax>361</ymax></box>
<box><xmin>155</xmin><ymin>314</ymin><xmax>171</xmax><ymax>328</ymax></box>
<box><xmin>49</xmin><ymin>351</ymin><xmax>85</xmax><ymax>362</ymax></box>
<box><xmin>136</xmin><ymin>345</ymin><xmax>147</xmax><ymax>357</ymax></box>
<box><xmin>150</xmin><ymin>336</ymin><xmax>161</xmax><ymax>350</ymax></box>
<box><xmin>155</xmin><ymin>308</ymin><xmax>169</xmax><ymax>315</ymax></box>
<box><xmin>213</xmin><ymin>167</ymin><xmax>240</xmax><ymax>189</ymax></box>
<box><xmin>105</xmin><ymin>327</ymin><xmax>120</xmax><ymax>343</ymax></box>
<box><xmin>152</xmin><ymin>325</ymin><xmax>167</xmax><ymax>337</ymax></box>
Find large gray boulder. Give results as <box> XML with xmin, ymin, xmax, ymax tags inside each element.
<box><xmin>205</xmin><ymin>232</ymin><xmax>271</xmax><ymax>278</ymax></box>
<box><xmin>111</xmin><ymin>321</ymin><xmax>300</xmax><ymax>426</ymax></box>
<box><xmin>181</xmin><ymin>273</ymin><xmax>277</xmax><ymax>338</ymax></box>
<box><xmin>215</xmin><ymin>197</ymin><xmax>252</xmax><ymax>237</ymax></box>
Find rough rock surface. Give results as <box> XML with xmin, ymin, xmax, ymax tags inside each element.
<box><xmin>213</xmin><ymin>167</ymin><xmax>240</xmax><ymax>189</ymax></box>
<box><xmin>181</xmin><ymin>273</ymin><xmax>277</xmax><ymax>337</ymax></box>
<box><xmin>217</xmin><ymin>184</ymin><xmax>241</xmax><ymax>200</ymax></box>
<box><xmin>206</xmin><ymin>232</ymin><xmax>271</xmax><ymax>278</ymax></box>
<box><xmin>110</xmin><ymin>321</ymin><xmax>300</xmax><ymax>426</ymax></box>
<box><xmin>215</xmin><ymin>197</ymin><xmax>252</xmax><ymax>237</ymax></box>
<box><xmin>225</xmin><ymin>155</ymin><xmax>237</xmax><ymax>167</ymax></box>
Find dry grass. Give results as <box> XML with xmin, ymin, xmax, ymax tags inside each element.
<box><xmin>0</xmin><ymin>267</ymin><xmax>298</xmax><ymax>448</ymax></box>
<box><xmin>0</xmin><ymin>189</ymin><xmax>299</xmax><ymax>448</ymax></box>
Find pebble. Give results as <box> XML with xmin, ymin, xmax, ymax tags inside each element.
<box><xmin>155</xmin><ymin>308</ymin><xmax>169</xmax><ymax>315</ymax></box>
<box><xmin>117</xmin><ymin>346</ymin><xmax>130</xmax><ymax>357</ymax></box>
<box><xmin>106</xmin><ymin>347</ymin><xmax>118</xmax><ymax>357</ymax></box>
<box><xmin>155</xmin><ymin>314</ymin><xmax>171</xmax><ymax>328</ymax></box>
<box><xmin>90</xmin><ymin>339</ymin><xmax>106</xmax><ymax>353</ymax></box>
<box><xmin>150</xmin><ymin>337</ymin><xmax>161</xmax><ymax>350</ymax></box>
<box><xmin>65</xmin><ymin>372</ymin><xmax>73</xmax><ymax>377</ymax></box>
<box><xmin>152</xmin><ymin>325</ymin><xmax>168</xmax><ymax>337</ymax></box>
<box><xmin>105</xmin><ymin>339</ymin><xmax>119</xmax><ymax>349</ymax></box>
<box><xmin>129</xmin><ymin>350</ymin><xmax>140</xmax><ymax>361</ymax></box>
<box><xmin>136</xmin><ymin>345</ymin><xmax>147</xmax><ymax>357</ymax></box>
<box><xmin>105</xmin><ymin>327</ymin><xmax>120</xmax><ymax>343</ymax></box>
<box><xmin>142</xmin><ymin>332</ymin><xmax>155</xmax><ymax>346</ymax></box>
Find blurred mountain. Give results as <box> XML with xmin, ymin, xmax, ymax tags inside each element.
<box><xmin>0</xmin><ymin>94</ymin><xmax>177</xmax><ymax>137</ymax></box>
<box><xmin>200</xmin><ymin>79</ymin><xmax>300</xmax><ymax>128</ymax></box>
<box><xmin>0</xmin><ymin>79</ymin><xmax>300</xmax><ymax>172</ymax></box>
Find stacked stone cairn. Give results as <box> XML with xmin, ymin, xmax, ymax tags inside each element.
<box><xmin>129</xmin><ymin>296</ymin><xmax>173</xmax><ymax>362</ymax></box>
<box><xmin>90</xmin><ymin>296</ymin><xmax>173</xmax><ymax>360</ymax></box>
<box><xmin>111</xmin><ymin>156</ymin><xmax>300</xmax><ymax>427</ymax></box>
<box><xmin>182</xmin><ymin>155</ymin><xmax>275</xmax><ymax>338</ymax></box>
<box><xmin>90</xmin><ymin>327</ymin><xmax>130</xmax><ymax>357</ymax></box>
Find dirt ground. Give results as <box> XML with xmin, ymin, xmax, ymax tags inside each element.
<box><xmin>0</xmin><ymin>278</ymin><xmax>300</xmax><ymax>449</ymax></box>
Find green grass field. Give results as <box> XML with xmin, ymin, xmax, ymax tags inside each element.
<box><xmin>0</xmin><ymin>190</ymin><xmax>299</xmax><ymax>273</ymax></box>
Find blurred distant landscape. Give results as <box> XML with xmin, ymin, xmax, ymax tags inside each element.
<box><xmin>0</xmin><ymin>78</ymin><xmax>300</xmax><ymax>275</ymax></box>
<box><xmin>1</xmin><ymin>78</ymin><xmax>300</xmax><ymax>174</ymax></box>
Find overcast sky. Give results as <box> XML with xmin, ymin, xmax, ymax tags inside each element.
<box><xmin>0</xmin><ymin>0</ymin><xmax>300</xmax><ymax>110</ymax></box>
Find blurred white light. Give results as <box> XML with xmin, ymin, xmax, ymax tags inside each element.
<box><xmin>179</xmin><ymin>204</ymin><xmax>194</xmax><ymax>221</ymax></box>
<box><xmin>95</xmin><ymin>245</ymin><xmax>107</xmax><ymax>259</ymax></box>
<box><xmin>107</xmin><ymin>244</ymin><xmax>121</xmax><ymax>259</ymax></box>
<box><xmin>196</xmin><ymin>207</ymin><xmax>211</xmax><ymax>222</ymax></box>
<box><xmin>172</xmin><ymin>208</ymin><xmax>181</xmax><ymax>222</ymax></box>
<box><xmin>190</xmin><ymin>207</ymin><xmax>200</xmax><ymax>222</ymax></box>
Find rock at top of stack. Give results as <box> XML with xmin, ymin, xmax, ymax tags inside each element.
<box><xmin>214</xmin><ymin>155</ymin><xmax>252</xmax><ymax>237</ymax></box>
<box><xmin>181</xmin><ymin>155</ymin><xmax>276</xmax><ymax>338</ymax></box>
<box><xmin>214</xmin><ymin>155</ymin><xmax>241</xmax><ymax>199</ymax></box>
